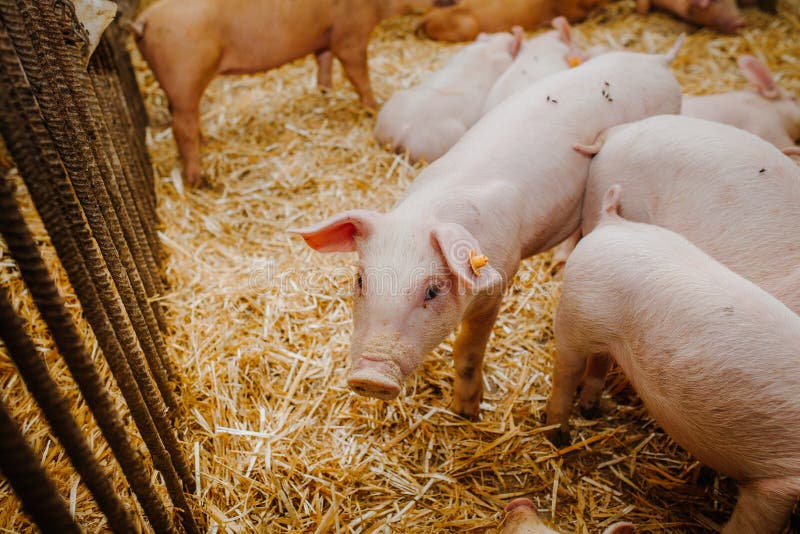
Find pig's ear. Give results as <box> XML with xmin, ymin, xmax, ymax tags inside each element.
<box><xmin>602</xmin><ymin>522</ymin><xmax>635</xmax><ymax>534</ymax></box>
<box><xmin>738</xmin><ymin>55</ymin><xmax>779</xmax><ymax>99</ymax></box>
<box><xmin>510</xmin><ymin>26</ymin><xmax>524</xmax><ymax>57</ymax></box>
<box><xmin>551</xmin><ymin>16</ymin><xmax>572</xmax><ymax>45</ymax></box>
<box><xmin>431</xmin><ymin>223</ymin><xmax>503</xmax><ymax>293</ymax></box>
<box><xmin>289</xmin><ymin>210</ymin><xmax>381</xmax><ymax>253</ymax></box>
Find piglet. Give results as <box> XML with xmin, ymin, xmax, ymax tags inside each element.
<box><xmin>482</xmin><ymin>17</ymin><xmax>587</xmax><ymax>112</ymax></box>
<box><xmin>682</xmin><ymin>56</ymin><xmax>800</xmax><ymax>152</ymax></box>
<box><xmin>292</xmin><ymin>40</ymin><xmax>683</xmax><ymax>419</ymax></box>
<box><xmin>418</xmin><ymin>0</ymin><xmax>608</xmax><ymax>42</ymax></box>
<box><xmin>546</xmin><ymin>184</ymin><xmax>800</xmax><ymax>534</ymax></box>
<box><xmin>374</xmin><ymin>29</ymin><xmax>523</xmax><ymax>163</ymax></box>
<box><xmin>131</xmin><ymin>0</ymin><xmax>453</xmax><ymax>186</ymax></box>
<box><xmin>500</xmin><ymin>498</ymin><xmax>635</xmax><ymax>534</ymax></box>
<box><xmin>636</xmin><ymin>0</ymin><xmax>745</xmax><ymax>33</ymax></box>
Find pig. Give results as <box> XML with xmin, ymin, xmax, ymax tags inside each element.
<box><xmin>738</xmin><ymin>0</ymin><xmax>777</xmax><ymax>13</ymax></box>
<box><xmin>417</xmin><ymin>0</ymin><xmax>608</xmax><ymax>43</ymax></box>
<box><xmin>131</xmin><ymin>0</ymin><xmax>454</xmax><ymax>187</ymax></box>
<box><xmin>501</xmin><ymin>498</ymin><xmax>635</xmax><ymax>534</ymax></box>
<box><xmin>291</xmin><ymin>41</ymin><xmax>684</xmax><ymax>419</ymax></box>
<box><xmin>566</xmin><ymin>114</ymin><xmax>800</xmax><ymax>416</ymax></box>
<box><xmin>482</xmin><ymin>17</ymin><xmax>584</xmax><ymax>112</ymax></box>
<box><xmin>545</xmin><ymin>184</ymin><xmax>800</xmax><ymax>534</ymax></box>
<box><xmin>374</xmin><ymin>29</ymin><xmax>524</xmax><ymax>163</ymax></box>
<box><xmin>682</xmin><ymin>56</ymin><xmax>800</xmax><ymax>152</ymax></box>
<box><xmin>635</xmin><ymin>0</ymin><xmax>746</xmax><ymax>33</ymax></box>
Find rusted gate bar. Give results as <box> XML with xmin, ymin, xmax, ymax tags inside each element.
<box><xmin>0</xmin><ymin>391</ymin><xmax>81</xmax><ymax>534</ymax></box>
<box><xmin>21</xmin><ymin>0</ymin><xmax>180</xmax><ymax>418</ymax></box>
<box><xmin>0</xmin><ymin>283</ymin><xmax>137</xmax><ymax>532</ymax></box>
<box><xmin>0</xmin><ymin>171</ymin><xmax>176</xmax><ymax>533</ymax></box>
<box><xmin>89</xmin><ymin>33</ymin><xmax>173</xmax><ymax>343</ymax></box>
<box><xmin>0</xmin><ymin>8</ymin><xmax>199</xmax><ymax>534</ymax></box>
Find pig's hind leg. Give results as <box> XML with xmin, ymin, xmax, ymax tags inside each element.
<box><xmin>451</xmin><ymin>300</ymin><xmax>501</xmax><ymax>420</ymax></box>
<box><xmin>723</xmin><ymin>478</ymin><xmax>800</xmax><ymax>534</ymax></box>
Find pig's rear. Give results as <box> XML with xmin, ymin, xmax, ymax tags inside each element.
<box><xmin>560</xmin><ymin>217</ymin><xmax>800</xmax><ymax>482</ymax></box>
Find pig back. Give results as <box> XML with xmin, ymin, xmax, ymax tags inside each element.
<box><xmin>583</xmin><ymin>114</ymin><xmax>800</xmax><ymax>314</ymax></box>
<box><xmin>560</xmin><ymin>220</ymin><xmax>800</xmax><ymax>482</ymax></box>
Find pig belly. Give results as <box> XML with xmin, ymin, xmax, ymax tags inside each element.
<box><xmin>615</xmin><ymin>340</ymin><xmax>800</xmax><ymax>482</ymax></box>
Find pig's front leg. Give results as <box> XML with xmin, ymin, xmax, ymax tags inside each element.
<box><xmin>451</xmin><ymin>299</ymin><xmax>501</xmax><ymax>420</ymax></box>
<box><xmin>544</xmin><ymin>346</ymin><xmax>592</xmax><ymax>445</ymax></box>
<box><xmin>332</xmin><ymin>37</ymin><xmax>378</xmax><ymax>111</ymax></box>
<box><xmin>316</xmin><ymin>50</ymin><xmax>333</xmax><ymax>93</ymax></box>
<box><xmin>172</xmin><ymin>106</ymin><xmax>204</xmax><ymax>187</ymax></box>
<box><xmin>723</xmin><ymin>479</ymin><xmax>798</xmax><ymax>534</ymax></box>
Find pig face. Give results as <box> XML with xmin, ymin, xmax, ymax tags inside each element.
<box><xmin>687</xmin><ymin>0</ymin><xmax>745</xmax><ymax>33</ymax></box>
<box><xmin>292</xmin><ymin>211</ymin><xmax>502</xmax><ymax>400</ymax></box>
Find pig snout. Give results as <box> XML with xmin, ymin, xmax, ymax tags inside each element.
<box><xmin>348</xmin><ymin>335</ymin><xmax>419</xmax><ymax>400</ymax></box>
<box><xmin>500</xmin><ymin>498</ymin><xmax>555</xmax><ymax>534</ymax></box>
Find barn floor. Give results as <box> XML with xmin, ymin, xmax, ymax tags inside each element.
<box><xmin>1</xmin><ymin>1</ymin><xmax>799</xmax><ymax>532</ymax></box>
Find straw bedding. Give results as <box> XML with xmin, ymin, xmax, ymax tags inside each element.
<box><xmin>1</xmin><ymin>0</ymin><xmax>799</xmax><ymax>531</ymax></box>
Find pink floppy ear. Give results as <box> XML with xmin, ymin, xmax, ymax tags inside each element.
<box><xmin>289</xmin><ymin>210</ymin><xmax>381</xmax><ymax>252</ymax></box>
<box><xmin>738</xmin><ymin>55</ymin><xmax>779</xmax><ymax>99</ymax></box>
<box><xmin>551</xmin><ymin>16</ymin><xmax>572</xmax><ymax>45</ymax></box>
<box><xmin>431</xmin><ymin>222</ymin><xmax>503</xmax><ymax>293</ymax></box>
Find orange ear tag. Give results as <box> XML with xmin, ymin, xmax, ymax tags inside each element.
<box><xmin>567</xmin><ymin>55</ymin><xmax>582</xmax><ymax>68</ymax></box>
<box><xmin>469</xmin><ymin>249</ymin><xmax>489</xmax><ymax>276</ymax></box>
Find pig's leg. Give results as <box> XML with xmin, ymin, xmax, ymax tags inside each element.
<box><xmin>160</xmin><ymin>57</ymin><xmax>218</xmax><ymax>188</ymax></box>
<box><xmin>723</xmin><ymin>479</ymin><xmax>799</xmax><ymax>534</ymax></box>
<box><xmin>451</xmin><ymin>301</ymin><xmax>501</xmax><ymax>420</ymax></box>
<box><xmin>333</xmin><ymin>41</ymin><xmax>378</xmax><ymax>111</ymax></box>
<box><xmin>550</xmin><ymin>228</ymin><xmax>581</xmax><ymax>276</ymax></box>
<box><xmin>316</xmin><ymin>50</ymin><xmax>333</xmax><ymax>92</ymax></box>
<box><xmin>578</xmin><ymin>353</ymin><xmax>612</xmax><ymax>416</ymax></box>
<box><xmin>545</xmin><ymin>346</ymin><xmax>591</xmax><ymax>445</ymax></box>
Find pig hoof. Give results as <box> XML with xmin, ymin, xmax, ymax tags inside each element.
<box><xmin>579</xmin><ymin>402</ymin><xmax>602</xmax><ymax>419</ymax></box>
<box><xmin>347</xmin><ymin>369</ymin><xmax>401</xmax><ymax>401</ymax></box>
<box><xmin>545</xmin><ymin>427</ymin><xmax>571</xmax><ymax>448</ymax></box>
<box><xmin>452</xmin><ymin>403</ymin><xmax>480</xmax><ymax>421</ymax></box>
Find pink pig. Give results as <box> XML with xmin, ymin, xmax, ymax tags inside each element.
<box><xmin>635</xmin><ymin>0</ymin><xmax>746</xmax><ymax>33</ymax></box>
<box><xmin>374</xmin><ymin>29</ymin><xmax>523</xmax><ymax>163</ymax></box>
<box><xmin>682</xmin><ymin>56</ymin><xmax>800</xmax><ymax>152</ymax></box>
<box><xmin>131</xmin><ymin>0</ymin><xmax>454</xmax><ymax>186</ymax></box>
<box><xmin>291</xmin><ymin>41</ymin><xmax>683</xmax><ymax>419</ymax></box>
<box><xmin>545</xmin><ymin>184</ymin><xmax>800</xmax><ymax>534</ymax></box>
<box><xmin>500</xmin><ymin>498</ymin><xmax>635</xmax><ymax>534</ymax></box>
<box><xmin>482</xmin><ymin>17</ymin><xmax>586</xmax><ymax>112</ymax></box>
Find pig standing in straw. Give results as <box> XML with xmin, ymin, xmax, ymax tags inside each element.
<box><xmin>374</xmin><ymin>28</ymin><xmax>524</xmax><ymax>163</ymax></box>
<box><xmin>545</xmin><ymin>185</ymin><xmax>800</xmax><ymax>534</ymax></box>
<box><xmin>682</xmin><ymin>56</ymin><xmax>800</xmax><ymax>153</ymax></box>
<box><xmin>553</xmin><ymin>115</ymin><xmax>800</xmax><ymax>413</ymax></box>
<box><xmin>292</xmin><ymin>38</ymin><xmax>684</xmax><ymax>419</ymax></box>
<box><xmin>130</xmin><ymin>0</ymin><xmax>454</xmax><ymax>186</ymax></box>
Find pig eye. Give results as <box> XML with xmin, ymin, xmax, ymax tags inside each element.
<box><xmin>424</xmin><ymin>284</ymin><xmax>440</xmax><ymax>301</ymax></box>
